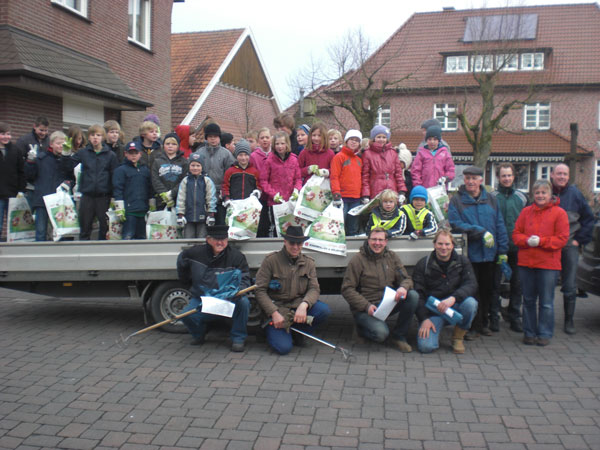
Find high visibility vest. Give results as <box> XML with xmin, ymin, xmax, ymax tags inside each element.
<box><xmin>401</xmin><ymin>205</ymin><xmax>428</xmax><ymax>230</ymax></box>
<box><xmin>371</xmin><ymin>212</ymin><xmax>401</xmax><ymax>230</ymax></box>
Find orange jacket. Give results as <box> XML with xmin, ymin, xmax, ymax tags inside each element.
<box><xmin>330</xmin><ymin>146</ymin><xmax>362</xmax><ymax>198</ymax></box>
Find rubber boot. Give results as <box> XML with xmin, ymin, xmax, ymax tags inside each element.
<box><xmin>564</xmin><ymin>296</ymin><xmax>576</xmax><ymax>335</ymax></box>
<box><xmin>452</xmin><ymin>326</ymin><xmax>468</xmax><ymax>354</ymax></box>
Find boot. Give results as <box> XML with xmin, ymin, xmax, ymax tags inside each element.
<box><xmin>452</xmin><ymin>326</ymin><xmax>468</xmax><ymax>354</ymax></box>
<box><xmin>564</xmin><ymin>296</ymin><xmax>576</xmax><ymax>335</ymax></box>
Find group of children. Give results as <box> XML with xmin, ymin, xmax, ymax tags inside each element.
<box><xmin>0</xmin><ymin>112</ymin><xmax>456</xmax><ymax>241</ymax></box>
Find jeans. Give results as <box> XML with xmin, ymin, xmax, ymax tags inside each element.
<box><xmin>265</xmin><ymin>300</ymin><xmax>331</xmax><ymax>355</ymax></box>
<box><xmin>491</xmin><ymin>251</ymin><xmax>522</xmax><ymax>322</ymax></box>
<box><xmin>342</xmin><ymin>197</ymin><xmax>361</xmax><ymax>236</ymax></box>
<box><xmin>182</xmin><ymin>296</ymin><xmax>250</xmax><ymax>343</ymax></box>
<box><xmin>0</xmin><ymin>198</ymin><xmax>7</xmax><ymax>238</ymax></box>
<box><xmin>354</xmin><ymin>290</ymin><xmax>419</xmax><ymax>343</ymax></box>
<box><xmin>560</xmin><ymin>244</ymin><xmax>579</xmax><ymax>301</ymax></box>
<box><xmin>122</xmin><ymin>215</ymin><xmax>146</xmax><ymax>240</ymax></box>
<box><xmin>183</xmin><ymin>221</ymin><xmax>207</xmax><ymax>238</ymax></box>
<box><xmin>519</xmin><ymin>267</ymin><xmax>558</xmax><ymax>339</ymax></box>
<box><xmin>417</xmin><ymin>297</ymin><xmax>478</xmax><ymax>353</ymax></box>
<box><xmin>35</xmin><ymin>207</ymin><xmax>49</xmax><ymax>241</ymax></box>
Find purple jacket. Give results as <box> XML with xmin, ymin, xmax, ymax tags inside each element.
<box><xmin>361</xmin><ymin>143</ymin><xmax>406</xmax><ymax>199</ymax></box>
<box><xmin>260</xmin><ymin>151</ymin><xmax>302</xmax><ymax>206</ymax></box>
<box><xmin>297</xmin><ymin>146</ymin><xmax>335</xmax><ymax>184</ymax></box>
<box><xmin>411</xmin><ymin>145</ymin><xmax>455</xmax><ymax>189</ymax></box>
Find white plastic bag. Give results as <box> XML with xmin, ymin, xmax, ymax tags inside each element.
<box><xmin>273</xmin><ymin>200</ymin><xmax>311</xmax><ymax>238</ymax></box>
<box><xmin>348</xmin><ymin>191</ymin><xmax>383</xmax><ymax>217</ymax></box>
<box><xmin>293</xmin><ymin>175</ymin><xmax>333</xmax><ymax>221</ymax></box>
<box><xmin>304</xmin><ymin>203</ymin><xmax>346</xmax><ymax>256</ymax></box>
<box><xmin>7</xmin><ymin>196</ymin><xmax>35</xmax><ymax>242</ymax></box>
<box><xmin>105</xmin><ymin>208</ymin><xmax>122</xmax><ymax>240</ymax></box>
<box><xmin>146</xmin><ymin>207</ymin><xmax>178</xmax><ymax>240</ymax></box>
<box><xmin>43</xmin><ymin>187</ymin><xmax>80</xmax><ymax>241</ymax></box>
<box><xmin>226</xmin><ymin>196</ymin><xmax>262</xmax><ymax>240</ymax></box>
<box><xmin>426</xmin><ymin>184</ymin><xmax>449</xmax><ymax>223</ymax></box>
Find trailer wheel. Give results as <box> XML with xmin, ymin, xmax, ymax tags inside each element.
<box><xmin>149</xmin><ymin>281</ymin><xmax>191</xmax><ymax>333</ymax></box>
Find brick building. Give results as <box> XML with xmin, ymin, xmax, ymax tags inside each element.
<box><xmin>171</xmin><ymin>28</ymin><xmax>280</xmax><ymax>139</ymax></box>
<box><xmin>290</xmin><ymin>4</ymin><xmax>600</xmax><ymax>196</ymax></box>
<box><xmin>0</xmin><ymin>0</ymin><xmax>176</xmax><ymax>141</ymax></box>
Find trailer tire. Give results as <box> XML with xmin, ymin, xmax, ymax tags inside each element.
<box><xmin>149</xmin><ymin>281</ymin><xmax>192</xmax><ymax>334</ymax></box>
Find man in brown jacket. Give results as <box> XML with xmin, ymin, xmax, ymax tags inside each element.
<box><xmin>255</xmin><ymin>226</ymin><xmax>331</xmax><ymax>354</ymax></box>
<box><xmin>341</xmin><ymin>227</ymin><xmax>418</xmax><ymax>352</ymax></box>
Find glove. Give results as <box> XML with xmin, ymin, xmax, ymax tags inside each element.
<box><xmin>527</xmin><ymin>235</ymin><xmax>540</xmax><ymax>247</ymax></box>
<box><xmin>409</xmin><ymin>232</ymin><xmax>419</xmax><ymax>240</ymax></box>
<box><xmin>27</xmin><ymin>146</ymin><xmax>37</xmax><ymax>161</ymax></box>
<box><xmin>273</xmin><ymin>193</ymin><xmax>284</xmax><ymax>204</ymax></box>
<box><xmin>361</xmin><ymin>197</ymin><xmax>370</xmax><ymax>205</ymax></box>
<box><xmin>148</xmin><ymin>198</ymin><xmax>157</xmax><ymax>212</ymax></box>
<box><xmin>437</xmin><ymin>176</ymin><xmax>447</xmax><ymax>185</ymax></box>
<box><xmin>159</xmin><ymin>191</ymin><xmax>174</xmax><ymax>208</ymax></box>
<box><xmin>251</xmin><ymin>189</ymin><xmax>261</xmax><ymax>198</ymax></box>
<box><xmin>398</xmin><ymin>194</ymin><xmax>406</xmax><ymax>205</ymax></box>
<box><xmin>177</xmin><ymin>215</ymin><xmax>187</xmax><ymax>228</ymax></box>
<box><xmin>332</xmin><ymin>198</ymin><xmax>343</xmax><ymax>208</ymax></box>
<box><xmin>223</xmin><ymin>199</ymin><xmax>232</xmax><ymax>209</ymax></box>
<box><xmin>290</xmin><ymin>188</ymin><xmax>299</xmax><ymax>202</ymax></box>
<box><xmin>59</xmin><ymin>182</ymin><xmax>70</xmax><ymax>193</ymax></box>
<box><xmin>308</xmin><ymin>165</ymin><xmax>319</xmax><ymax>175</ymax></box>
<box><xmin>114</xmin><ymin>200</ymin><xmax>126</xmax><ymax>222</ymax></box>
<box><xmin>317</xmin><ymin>169</ymin><xmax>329</xmax><ymax>178</ymax></box>
<box><xmin>483</xmin><ymin>231</ymin><xmax>495</xmax><ymax>248</ymax></box>
<box><xmin>206</xmin><ymin>215</ymin><xmax>215</xmax><ymax>226</ymax></box>
<box><xmin>333</xmin><ymin>193</ymin><xmax>342</xmax><ymax>201</ymax></box>
<box><xmin>16</xmin><ymin>192</ymin><xmax>25</xmax><ymax>199</ymax></box>
<box><xmin>497</xmin><ymin>254</ymin><xmax>508</xmax><ymax>264</ymax></box>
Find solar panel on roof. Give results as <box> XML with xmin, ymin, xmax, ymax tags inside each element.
<box><xmin>463</xmin><ymin>14</ymin><xmax>538</xmax><ymax>42</ymax></box>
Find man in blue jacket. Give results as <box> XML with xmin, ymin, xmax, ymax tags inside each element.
<box><xmin>448</xmin><ymin>165</ymin><xmax>508</xmax><ymax>339</ymax></box>
<box><xmin>551</xmin><ymin>164</ymin><xmax>594</xmax><ymax>335</ymax></box>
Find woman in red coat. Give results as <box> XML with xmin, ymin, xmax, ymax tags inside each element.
<box><xmin>513</xmin><ymin>179</ymin><xmax>569</xmax><ymax>346</ymax></box>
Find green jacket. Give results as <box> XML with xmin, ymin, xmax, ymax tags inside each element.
<box><xmin>492</xmin><ymin>185</ymin><xmax>527</xmax><ymax>252</ymax></box>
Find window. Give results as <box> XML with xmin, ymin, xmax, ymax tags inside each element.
<box><xmin>537</xmin><ymin>163</ymin><xmax>554</xmax><ymax>181</ymax></box>
<box><xmin>521</xmin><ymin>52</ymin><xmax>544</xmax><ymax>70</ymax></box>
<box><xmin>470</xmin><ymin>55</ymin><xmax>494</xmax><ymax>72</ymax></box>
<box><xmin>128</xmin><ymin>0</ymin><xmax>151</xmax><ymax>49</ymax></box>
<box><xmin>434</xmin><ymin>104</ymin><xmax>458</xmax><ymax>131</ymax></box>
<box><xmin>446</xmin><ymin>56</ymin><xmax>469</xmax><ymax>73</ymax></box>
<box><xmin>496</xmin><ymin>54</ymin><xmax>518</xmax><ymax>71</ymax></box>
<box><xmin>52</xmin><ymin>0</ymin><xmax>87</xmax><ymax>17</ymax></box>
<box><xmin>524</xmin><ymin>102</ymin><xmax>550</xmax><ymax>130</ymax></box>
<box><xmin>375</xmin><ymin>105</ymin><xmax>391</xmax><ymax>128</ymax></box>
<box><xmin>595</xmin><ymin>160</ymin><xmax>600</xmax><ymax>192</ymax></box>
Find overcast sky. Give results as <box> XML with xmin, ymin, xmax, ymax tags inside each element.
<box><xmin>172</xmin><ymin>0</ymin><xmax>593</xmax><ymax>110</ymax></box>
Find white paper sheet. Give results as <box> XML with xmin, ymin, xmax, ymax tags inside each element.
<box><xmin>200</xmin><ymin>296</ymin><xmax>235</xmax><ymax>318</ymax></box>
<box><xmin>373</xmin><ymin>286</ymin><xmax>398</xmax><ymax>321</ymax></box>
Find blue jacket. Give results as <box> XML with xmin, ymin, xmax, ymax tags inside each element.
<box><xmin>553</xmin><ymin>183</ymin><xmax>594</xmax><ymax>245</ymax></box>
<box><xmin>64</xmin><ymin>143</ymin><xmax>118</xmax><ymax>196</ymax></box>
<box><xmin>448</xmin><ymin>185</ymin><xmax>508</xmax><ymax>262</ymax></box>
<box><xmin>24</xmin><ymin>149</ymin><xmax>71</xmax><ymax>208</ymax></box>
<box><xmin>112</xmin><ymin>160</ymin><xmax>152</xmax><ymax>213</ymax></box>
<box><xmin>176</xmin><ymin>173</ymin><xmax>217</xmax><ymax>222</ymax></box>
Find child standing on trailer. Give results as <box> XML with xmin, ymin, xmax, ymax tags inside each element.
<box><xmin>298</xmin><ymin>122</ymin><xmax>335</xmax><ymax>185</ymax></box>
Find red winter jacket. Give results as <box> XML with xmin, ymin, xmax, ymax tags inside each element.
<box><xmin>361</xmin><ymin>142</ymin><xmax>406</xmax><ymax>199</ymax></box>
<box><xmin>330</xmin><ymin>146</ymin><xmax>362</xmax><ymax>198</ymax></box>
<box><xmin>221</xmin><ymin>162</ymin><xmax>262</xmax><ymax>200</ymax></box>
<box><xmin>260</xmin><ymin>151</ymin><xmax>302</xmax><ymax>206</ymax></box>
<box><xmin>513</xmin><ymin>198</ymin><xmax>569</xmax><ymax>270</ymax></box>
<box><xmin>175</xmin><ymin>125</ymin><xmax>192</xmax><ymax>158</ymax></box>
<box><xmin>297</xmin><ymin>145</ymin><xmax>335</xmax><ymax>184</ymax></box>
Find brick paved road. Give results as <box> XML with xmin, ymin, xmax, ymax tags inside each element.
<box><xmin>0</xmin><ymin>288</ymin><xmax>599</xmax><ymax>449</ymax></box>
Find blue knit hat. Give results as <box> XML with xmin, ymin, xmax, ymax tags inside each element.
<box><xmin>425</xmin><ymin>125</ymin><xmax>442</xmax><ymax>141</ymax></box>
<box><xmin>189</xmin><ymin>152</ymin><xmax>205</xmax><ymax>166</ymax></box>
<box><xmin>298</xmin><ymin>124</ymin><xmax>310</xmax><ymax>135</ymax></box>
<box><xmin>410</xmin><ymin>185</ymin><xmax>428</xmax><ymax>203</ymax></box>
<box><xmin>370</xmin><ymin>125</ymin><xmax>390</xmax><ymax>140</ymax></box>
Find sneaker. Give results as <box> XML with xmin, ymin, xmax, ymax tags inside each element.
<box><xmin>464</xmin><ymin>330</ymin><xmax>480</xmax><ymax>341</ymax></box>
<box><xmin>510</xmin><ymin>320</ymin><xmax>523</xmax><ymax>332</ymax></box>
<box><xmin>523</xmin><ymin>336</ymin><xmax>536</xmax><ymax>345</ymax></box>
<box><xmin>190</xmin><ymin>336</ymin><xmax>205</xmax><ymax>346</ymax></box>
<box><xmin>536</xmin><ymin>338</ymin><xmax>550</xmax><ymax>347</ymax></box>
<box><xmin>389</xmin><ymin>338</ymin><xmax>412</xmax><ymax>353</ymax></box>
<box><xmin>489</xmin><ymin>317</ymin><xmax>500</xmax><ymax>332</ymax></box>
<box><xmin>231</xmin><ymin>341</ymin><xmax>245</xmax><ymax>352</ymax></box>
<box><xmin>481</xmin><ymin>327</ymin><xmax>493</xmax><ymax>336</ymax></box>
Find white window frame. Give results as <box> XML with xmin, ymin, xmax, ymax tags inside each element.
<box><xmin>128</xmin><ymin>0</ymin><xmax>151</xmax><ymax>49</ymax></box>
<box><xmin>375</xmin><ymin>105</ymin><xmax>391</xmax><ymax>128</ymax></box>
<box><xmin>598</xmin><ymin>102</ymin><xmax>600</xmax><ymax>130</ymax></box>
<box><xmin>434</xmin><ymin>103</ymin><xmax>458</xmax><ymax>131</ymax></box>
<box><xmin>524</xmin><ymin>102</ymin><xmax>550</xmax><ymax>130</ymax></box>
<box><xmin>496</xmin><ymin>54</ymin><xmax>518</xmax><ymax>71</ymax></box>
<box><xmin>470</xmin><ymin>54</ymin><xmax>494</xmax><ymax>72</ymax></box>
<box><xmin>595</xmin><ymin>159</ymin><xmax>600</xmax><ymax>192</ymax></box>
<box><xmin>521</xmin><ymin>52</ymin><xmax>544</xmax><ymax>71</ymax></box>
<box><xmin>51</xmin><ymin>0</ymin><xmax>88</xmax><ymax>18</ymax></box>
<box><xmin>446</xmin><ymin>56</ymin><xmax>469</xmax><ymax>73</ymax></box>
<box><xmin>537</xmin><ymin>163</ymin><xmax>554</xmax><ymax>181</ymax></box>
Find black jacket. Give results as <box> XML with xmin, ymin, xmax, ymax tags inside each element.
<box><xmin>413</xmin><ymin>250</ymin><xmax>478</xmax><ymax>322</ymax></box>
<box><xmin>64</xmin><ymin>143</ymin><xmax>118</xmax><ymax>196</ymax></box>
<box><xmin>15</xmin><ymin>129</ymin><xmax>49</xmax><ymax>160</ymax></box>
<box><xmin>0</xmin><ymin>142</ymin><xmax>25</xmax><ymax>199</ymax></box>
<box><xmin>24</xmin><ymin>149</ymin><xmax>71</xmax><ymax>208</ymax></box>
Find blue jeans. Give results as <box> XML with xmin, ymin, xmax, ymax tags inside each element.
<box><xmin>342</xmin><ymin>197</ymin><xmax>361</xmax><ymax>236</ymax></box>
<box><xmin>354</xmin><ymin>290</ymin><xmax>419</xmax><ymax>343</ymax></box>
<box><xmin>560</xmin><ymin>245</ymin><xmax>579</xmax><ymax>301</ymax></box>
<box><xmin>35</xmin><ymin>207</ymin><xmax>49</xmax><ymax>241</ymax></box>
<box><xmin>519</xmin><ymin>267</ymin><xmax>558</xmax><ymax>339</ymax></box>
<box><xmin>265</xmin><ymin>300</ymin><xmax>331</xmax><ymax>355</ymax></box>
<box><xmin>181</xmin><ymin>296</ymin><xmax>250</xmax><ymax>343</ymax></box>
<box><xmin>0</xmin><ymin>198</ymin><xmax>7</xmax><ymax>237</ymax></box>
<box><xmin>418</xmin><ymin>297</ymin><xmax>478</xmax><ymax>353</ymax></box>
<box><xmin>122</xmin><ymin>215</ymin><xmax>146</xmax><ymax>240</ymax></box>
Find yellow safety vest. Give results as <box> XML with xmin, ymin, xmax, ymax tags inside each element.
<box><xmin>401</xmin><ymin>205</ymin><xmax>428</xmax><ymax>231</ymax></box>
<box><xmin>371</xmin><ymin>212</ymin><xmax>401</xmax><ymax>230</ymax></box>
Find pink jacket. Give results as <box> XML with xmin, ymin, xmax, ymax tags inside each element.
<box><xmin>297</xmin><ymin>146</ymin><xmax>335</xmax><ymax>184</ymax></box>
<box><xmin>260</xmin><ymin>151</ymin><xmax>302</xmax><ymax>206</ymax></box>
<box><xmin>361</xmin><ymin>143</ymin><xmax>406</xmax><ymax>199</ymax></box>
<box><xmin>411</xmin><ymin>145</ymin><xmax>455</xmax><ymax>188</ymax></box>
<box><xmin>250</xmin><ymin>148</ymin><xmax>270</xmax><ymax>174</ymax></box>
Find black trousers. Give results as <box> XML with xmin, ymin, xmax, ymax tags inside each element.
<box><xmin>79</xmin><ymin>194</ymin><xmax>111</xmax><ymax>240</ymax></box>
<box><xmin>471</xmin><ymin>261</ymin><xmax>496</xmax><ymax>330</ymax></box>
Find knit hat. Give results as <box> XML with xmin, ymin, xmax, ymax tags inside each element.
<box><xmin>204</xmin><ymin>123</ymin><xmax>221</xmax><ymax>138</ymax></box>
<box><xmin>409</xmin><ymin>185</ymin><xmax>428</xmax><ymax>203</ymax></box>
<box><xmin>344</xmin><ymin>129</ymin><xmax>363</xmax><ymax>143</ymax></box>
<box><xmin>421</xmin><ymin>118</ymin><xmax>441</xmax><ymax>130</ymax></box>
<box><xmin>397</xmin><ymin>143</ymin><xmax>412</xmax><ymax>169</ymax></box>
<box><xmin>234</xmin><ymin>139</ymin><xmax>251</xmax><ymax>157</ymax></box>
<box><xmin>125</xmin><ymin>141</ymin><xmax>141</xmax><ymax>153</ymax></box>
<box><xmin>163</xmin><ymin>132</ymin><xmax>180</xmax><ymax>146</ymax></box>
<box><xmin>143</xmin><ymin>114</ymin><xmax>160</xmax><ymax>126</ymax></box>
<box><xmin>298</xmin><ymin>124</ymin><xmax>310</xmax><ymax>135</ymax></box>
<box><xmin>370</xmin><ymin>125</ymin><xmax>390</xmax><ymax>140</ymax></box>
<box><xmin>425</xmin><ymin>125</ymin><xmax>442</xmax><ymax>141</ymax></box>
<box><xmin>188</xmin><ymin>152</ymin><xmax>205</xmax><ymax>166</ymax></box>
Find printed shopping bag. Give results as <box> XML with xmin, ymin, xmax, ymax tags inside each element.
<box><xmin>226</xmin><ymin>195</ymin><xmax>262</xmax><ymax>240</ymax></box>
<box><xmin>7</xmin><ymin>195</ymin><xmax>35</xmax><ymax>242</ymax></box>
<box><xmin>105</xmin><ymin>207</ymin><xmax>123</xmax><ymax>240</ymax></box>
<box><xmin>43</xmin><ymin>186</ymin><xmax>79</xmax><ymax>241</ymax></box>
<box><xmin>426</xmin><ymin>184</ymin><xmax>450</xmax><ymax>224</ymax></box>
<box><xmin>293</xmin><ymin>174</ymin><xmax>333</xmax><ymax>221</ymax></box>
<box><xmin>304</xmin><ymin>203</ymin><xmax>346</xmax><ymax>256</ymax></box>
<box><xmin>146</xmin><ymin>207</ymin><xmax>178</xmax><ymax>240</ymax></box>
<box><xmin>273</xmin><ymin>199</ymin><xmax>311</xmax><ymax>238</ymax></box>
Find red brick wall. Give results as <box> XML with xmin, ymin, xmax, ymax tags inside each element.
<box><xmin>3</xmin><ymin>0</ymin><xmax>173</xmax><ymax>140</ymax></box>
<box><xmin>0</xmin><ymin>87</ymin><xmax>62</xmax><ymax>140</ymax></box>
<box><xmin>188</xmin><ymin>84</ymin><xmax>280</xmax><ymax>141</ymax></box>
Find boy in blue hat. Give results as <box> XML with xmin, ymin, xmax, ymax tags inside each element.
<box><xmin>401</xmin><ymin>185</ymin><xmax>438</xmax><ymax>239</ymax></box>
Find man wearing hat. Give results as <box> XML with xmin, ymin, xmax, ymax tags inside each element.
<box><xmin>448</xmin><ymin>165</ymin><xmax>508</xmax><ymax>339</ymax></box>
<box><xmin>254</xmin><ymin>226</ymin><xmax>331</xmax><ymax>355</ymax></box>
<box><xmin>221</xmin><ymin>139</ymin><xmax>262</xmax><ymax>204</ymax></box>
<box><xmin>341</xmin><ymin>226</ymin><xmax>419</xmax><ymax>352</ymax></box>
<box><xmin>177</xmin><ymin>225</ymin><xmax>252</xmax><ymax>352</ymax></box>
